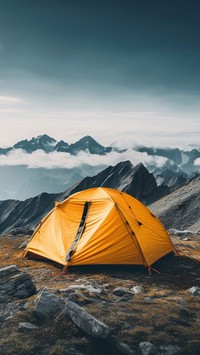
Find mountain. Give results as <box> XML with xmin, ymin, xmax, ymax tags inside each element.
<box><xmin>64</xmin><ymin>161</ymin><xmax>163</xmax><ymax>205</ymax></box>
<box><xmin>0</xmin><ymin>134</ymin><xmax>113</xmax><ymax>156</ymax></box>
<box><xmin>67</xmin><ymin>135</ymin><xmax>112</xmax><ymax>155</ymax></box>
<box><xmin>0</xmin><ymin>165</ymin><xmax>105</xmax><ymax>201</ymax></box>
<box><xmin>0</xmin><ymin>134</ymin><xmax>199</xmax><ymax>200</ymax></box>
<box><xmin>150</xmin><ymin>175</ymin><xmax>200</xmax><ymax>232</ymax></box>
<box><xmin>13</xmin><ymin>134</ymin><xmax>57</xmax><ymax>153</ymax></box>
<box><xmin>0</xmin><ymin>161</ymin><xmax>167</xmax><ymax>235</ymax></box>
<box><xmin>137</xmin><ymin>146</ymin><xmax>200</xmax><ymax>175</ymax></box>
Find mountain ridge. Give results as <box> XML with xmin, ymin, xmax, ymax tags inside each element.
<box><xmin>0</xmin><ymin>161</ymin><xmax>167</xmax><ymax>235</ymax></box>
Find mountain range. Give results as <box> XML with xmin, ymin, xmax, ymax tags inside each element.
<box><xmin>0</xmin><ymin>134</ymin><xmax>199</xmax><ymax>200</ymax></box>
<box><xmin>0</xmin><ymin>134</ymin><xmax>113</xmax><ymax>156</ymax></box>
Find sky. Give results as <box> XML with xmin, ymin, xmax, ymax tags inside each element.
<box><xmin>0</xmin><ymin>0</ymin><xmax>200</xmax><ymax>148</ymax></box>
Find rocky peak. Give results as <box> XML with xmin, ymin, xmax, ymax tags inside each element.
<box><xmin>69</xmin><ymin>135</ymin><xmax>112</xmax><ymax>155</ymax></box>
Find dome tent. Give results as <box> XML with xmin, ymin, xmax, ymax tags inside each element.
<box><xmin>23</xmin><ymin>187</ymin><xmax>176</xmax><ymax>273</ymax></box>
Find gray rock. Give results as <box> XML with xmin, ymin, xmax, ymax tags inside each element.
<box><xmin>112</xmin><ymin>287</ymin><xmax>133</xmax><ymax>296</ymax></box>
<box><xmin>18</xmin><ymin>239</ymin><xmax>30</xmax><ymax>249</ymax></box>
<box><xmin>68</xmin><ymin>291</ymin><xmax>93</xmax><ymax>305</ymax></box>
<box><xmin>188</xmin><ymin>286</ymin><xmax>200</xmax><ymax>297</ymax></box>
<box><xmin>34</xmin><ymin>289</ymin><xmax>65</xmax><ymax>320</ymax></box>
<box><xmin>0</xmin><ymin>265</ymin><xmax>36</xmax><ymax>301</ymax></box>
<box><xmin>143</xmin><ymin>297</ymin><xmax>156</xmax><ymax>303</ymax></box>
<box><xmin>18</xmin><ymin>322</ymin><xmax>39</xmax><ymax>332</ymax></box>
<box><xmin>158</xmin><ymin>345</ymin><xmax>182</xmax><ymax>354</ymax></box>
<box><xmin>139</xmin><ymin>342</ymin><xmax>156</xmax><ymax>355</ymax></box>
<box><xmin>65</xmin><ymin>300</ymin><xmax>111</xmax><ymax>338</ymax></box>
<box><xmin>116</xmin><ymin>293</ymin><xmax>133</xmax><ymax>303</ymax></box>
<box><xmin>111</xmin><ymin>336</ymin><xmax>135</xmax><ymax>354</ymax></box>
<box><xmin>60</xmin><ymin>284</ymin><xmax>102</xmax><ymax>294</ymax></box>
<box><xmin>131</xmin><ymin>286</ymin><xmax>144</xmax><ymax>294</ymax></box>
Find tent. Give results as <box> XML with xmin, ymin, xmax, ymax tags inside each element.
<box><xmin>23</xmin><ymin>187</ymin><xmax>176</xmax><ymax>272</ymax></box>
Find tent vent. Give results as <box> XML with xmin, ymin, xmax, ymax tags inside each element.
<box><xmin>66</xmin><ymin>201</ymin><xmax>90</xmax><ymax>261</ymax></box>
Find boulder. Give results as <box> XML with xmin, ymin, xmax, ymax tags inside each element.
<box><xmin>65</xmin><ymin>300</ymin><xmax>111</xmax><ymax>338</ymax></box>
<box><xmin>0</xmin><ymin>265</ymin><xmax>36</xmax><ymax>301</ymax></box>
<box><xmin>34</xmin><ymin>289</ymin><xmax>65</xmax><ymax>320</ymax></box>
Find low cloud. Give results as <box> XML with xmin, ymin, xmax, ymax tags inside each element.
<box><xmin>0</xmin><ymin>148</ymin><xmax>167</xmax><ymax>170</ymax></box>
<box><xmin>194</xmin><ymin>158</ymin><xmax>200</xmax><ymax>166</ymax></box>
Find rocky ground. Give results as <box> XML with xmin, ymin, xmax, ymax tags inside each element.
<box><xmin>0</xmin><ymin>234</ymin><xmax>200</xmax><ymax>355</ymax></box>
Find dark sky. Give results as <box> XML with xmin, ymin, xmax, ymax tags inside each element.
<box><xmin>0</xmin><ymin>0</ymin><xmax>199</xmax><ymax>146</ymax></box>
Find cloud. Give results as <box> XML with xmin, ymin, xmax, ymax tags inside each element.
<box><xmin>0</xmin><ymin>148</ymin><xmax>167</xmax><ymax>170</ymax></box>
<box><xmin>0</xmin><ymin>96</ymin><xmax>25</xmax><ymax>104</ymax></box>
<box><xmin>194</xmin><ymin>158</ymin><xmax>200</xmax><ymax>166</ymax></box>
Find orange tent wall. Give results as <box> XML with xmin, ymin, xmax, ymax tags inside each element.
<box><xmin>23</xmin><ymin>187</ymin><xmax>176</xmax><ymax>268</ymax></box>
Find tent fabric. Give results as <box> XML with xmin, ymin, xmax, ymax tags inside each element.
<box><xmin>23</xmin><ymin>187</ymin><xmax>176</xmax><ymax>268</ymax></box>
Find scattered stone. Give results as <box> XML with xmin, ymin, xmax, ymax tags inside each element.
<box><xmin>18</xmin><ymin>322</ymin><xmax>39</xmax><ymax>332</ymax></box>
<box><xmin>188</xmin><ymin>286</ymin><xmax>200</xmax><ymax>297</ymax></box>
<box><xmin>60</xmin><ymin>284</ymin><xmax>102</xmax><ymax>294</ymax></box>
<box><xmin>139</xmin><ymin>341</ymin><xmax>156</xmax><ymax>355</ymax></box>
<box><xmin>18</xmin><ymin>239</ymin><xmax>30</xmax><ymax>249</ymax></box>
<box><xmin>139</xmin><ymin>342</ymin><xmax>182</xmax><ymax>355</ymax></box>
<box><xmin>65</xmin><ymin>300</ymin><xmax>111</xmax><ymax>338</ymax></box>
<box><xmin>131</xmin><ymin>286</ymin><xmax>144</xmax><ymax>294</ymax></box>
<box><xmin>68</xmin><ymin>291</ymin><xmax>93</xmax><ymax>305</ymax></box>
<box><xmin>111</xmin><ymin>335</ymin><xmax>135</xmax><ymax>354</ymax></box>
<box><xmin>143</xmin><ymin>297</ymin><xmax>156</xmax><ymax>303</ymax></box>
<box><xmin>112</xmin><ymin>287</ymin><xmax>133</xmax><ymax>296</ymax></box>
<box><xmin>116</xmin><ymin>293</ymin><xmax>133</xmax><ymax>303</ymax></box>
<box><xmin>0</xmin><ymin>265</ymin><xmax>36</xmax><ymax>301</ymax></box>
<box><xmin>158</xmin><ymin>345</ymin><xmax>181</xmax><ymax>354</ymax></box>
<box><xmin>34</xmin><ymin>289</ymin><xmax>65</xmax><ymax>320</ymax></box>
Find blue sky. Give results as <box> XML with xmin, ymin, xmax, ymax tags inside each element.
<box><xmin>0</xmin><ymin>0</ymin><xmax>199</xmax><ymax>147</ymax></box>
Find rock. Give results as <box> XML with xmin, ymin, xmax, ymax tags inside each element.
<box><xmin>131</xmin><ymin>286</ymin><xmax>144</xmax><ymax>294</ymax></box>
<box><xmin>143</xmin><ymin>297</ymin><xmax>156</xmax><ymax>303</ymax></box>
<box><xmin>68</xmin><ymin>291</ymin><xmax>93</xmax><ymax>305</ymax></box>
<box><xmin>18</xmin><ymin>239</ymin><xmax>30</xmax><ymax>249</ymax></box>
<box><xmin>18</xmin><ymin>322</ymin><xmax>39</xmax><ymax>332</ymax></box>
<box><xmin>158</xmin><ymin>345</ymin><xmax>182</xmax><ymax>354</ymax></box>
<box><xmin>65</xmin><ymin>300</ymin><xmax>111</xmax><ymax>338</ymax></box>
<box><xmin>34</xmin><ymin>289</ymin><xmax>65</xmax><ymax>320</ymax></box>
<box><xmin>111</xmin><ymin>335</ymin><xmax>135</xmax><ymax>355</ymax></box>
<box><xmin>188</xmin><ymin>286</ymin><xmax>200</xmax><ymax>297</ymax></box>
<box><xmin>0</xmin><ymin>265</ymin><xmax>36</xmax><ymax>301</ymax></box>
<box><xmin>139</xmin><ymin>342</ymin><xmax>156</xmax><ymax>355</ymax></box>
<box><xmin>112</xmin><ymin>287</ymin><xmax>133</xmax><ymax>296</ymax></box>
<box><xmin>60</xmin><ymin>284</ymin><xmax>102</xmax><ymax>294</ymax></box>
<box><xmin>116</xmin><ymin>293</ymin><xmax>133</xmax><ymax>303</ymax></box>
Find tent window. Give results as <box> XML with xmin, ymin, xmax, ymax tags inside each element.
<box><xmin>66</xmin><ymin>201</ymin><xmax>90</xmax><ymax>261</ymax></box>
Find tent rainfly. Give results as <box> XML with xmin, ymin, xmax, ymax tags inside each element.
<box><xmin>23</xmin><ymin>187</ymin><xmax>176</xmax><ymax>273</ymax></box>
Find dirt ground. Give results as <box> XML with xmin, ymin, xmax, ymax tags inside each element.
<box><xmin>1</xmin><ymin>234</ymin><xmax>200</xmax><ymax>355</ymax></box>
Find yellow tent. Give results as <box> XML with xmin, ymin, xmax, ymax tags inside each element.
<box><xmin>23</xmin><ymin>187</ymin><xmax>176</xmax><ymax>272</ymax></box>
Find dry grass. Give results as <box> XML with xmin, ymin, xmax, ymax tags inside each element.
<box><xmin>0</xmin><ymin>234</ymin><xmax>200</xmax><ymax>354</ymax></box>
